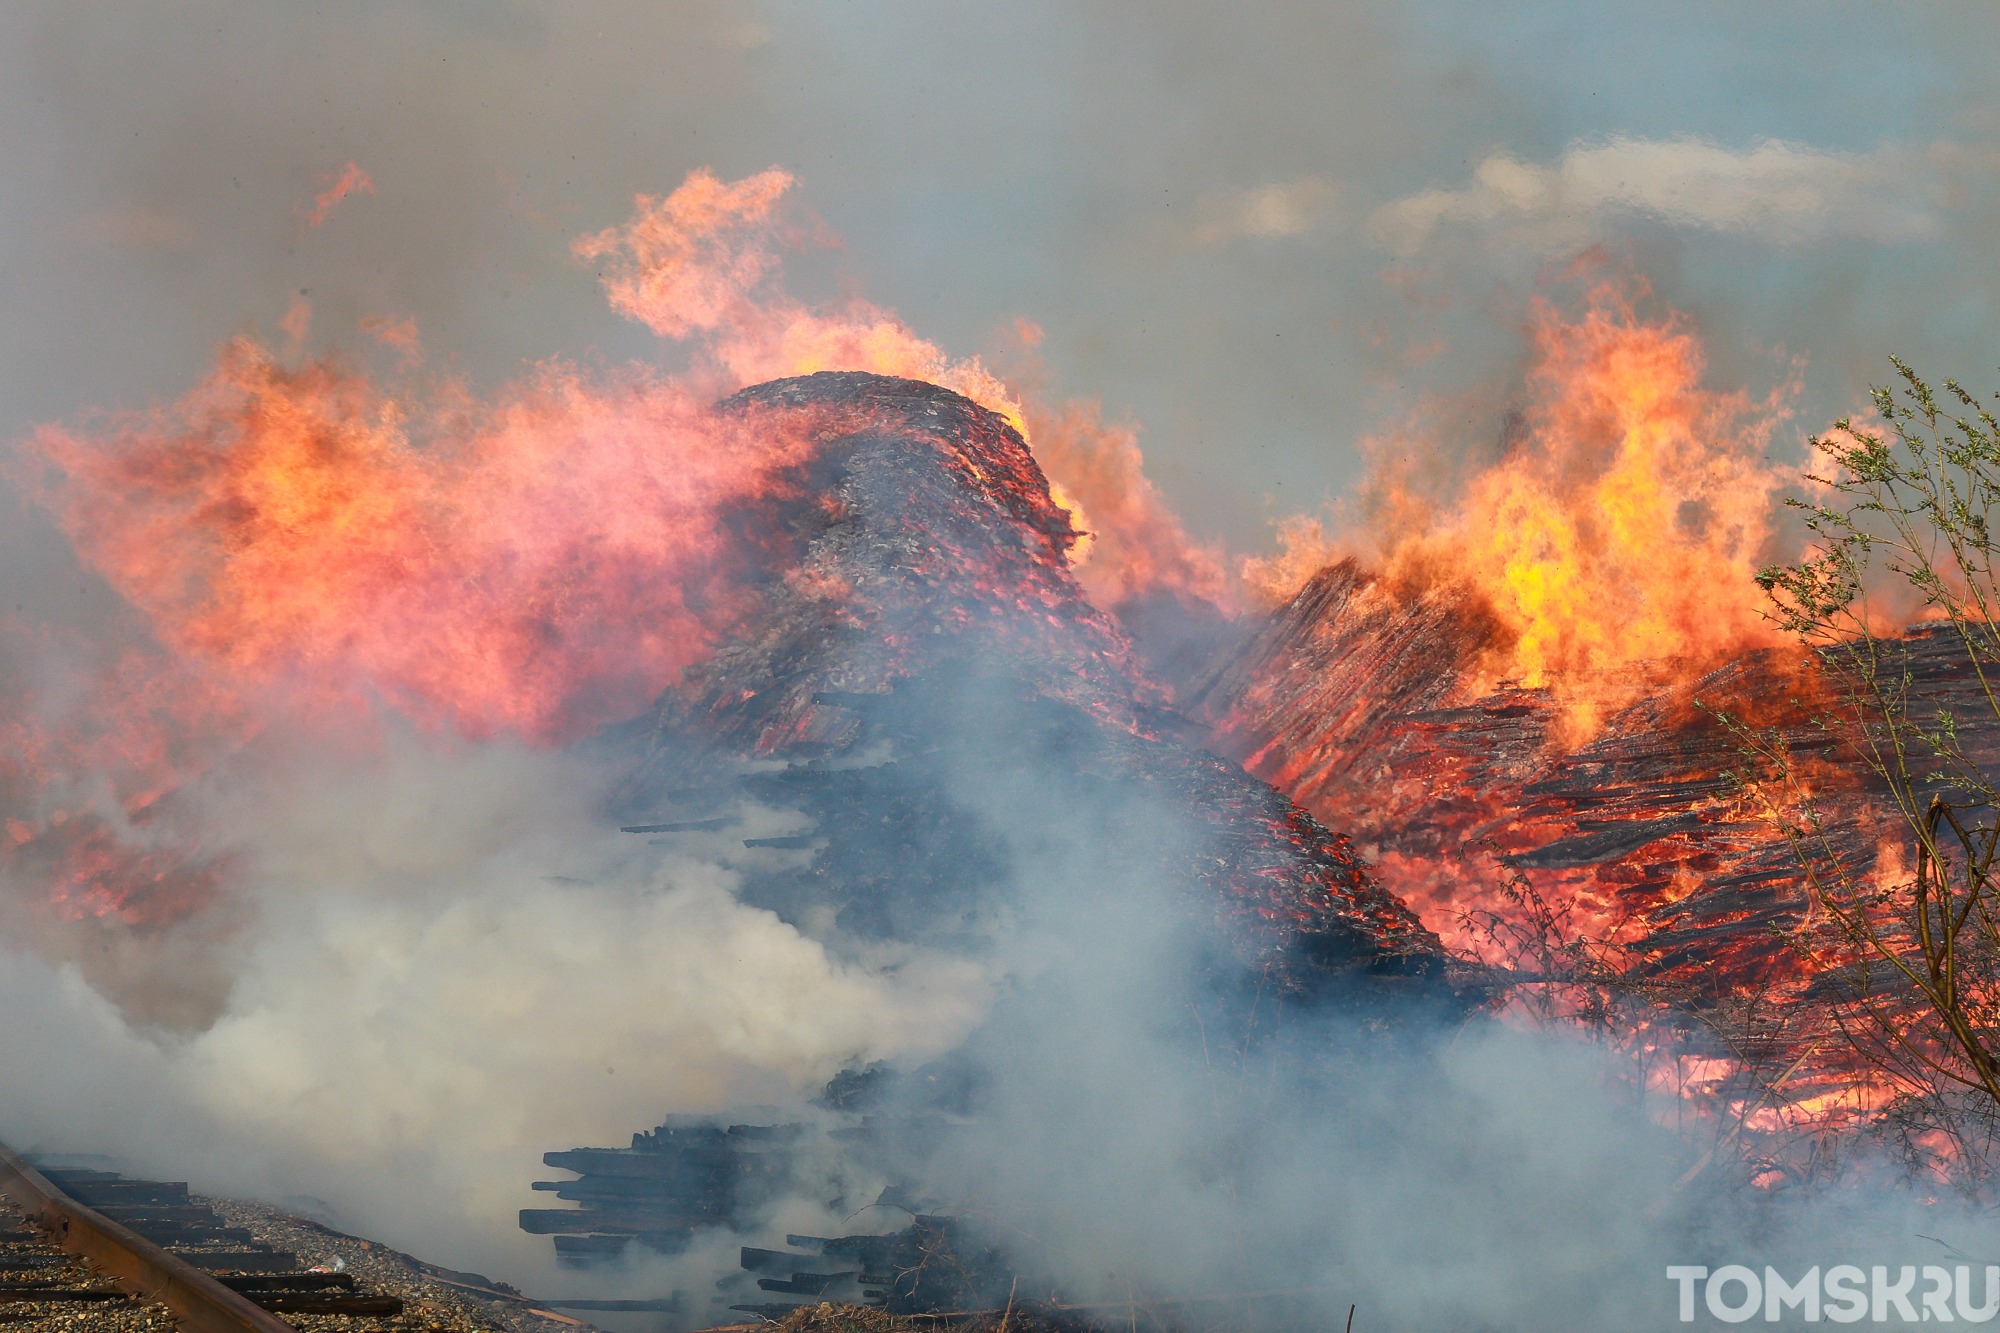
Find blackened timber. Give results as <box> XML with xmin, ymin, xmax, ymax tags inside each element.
<box><xmin>0</xmin><ymin>1287</ymin><xmax>131</xmax><ymax>1302</ymax></box>
<box><xmin>54</xmin><ymin>1181</ymin><xmax>191</xmax><ymax>1207</ymax></box>
<box><xmin>215</xmin><ymin>1274</ymin><xmax>358</xmax><ymax>1292</ymax></box>
<box><xmin>175</xmin><ymin>1251</ymin><xmax>305</xmax><ymax>1273</ymax></box>
<box><xmin>533</xmin><ymin>1176</ymin><xmax>726</xmax><ymax>1202</ymax></box>
<box><xmin>620</xmin><ymin>819</ymin><xmax>732</xmax><ymax>833</ymax></box>
<box><xmin>542</xmin><ymin>1148</ymin><xmax>732</xmax><ymax>1179</ymax></box>
<box><xmin>125</xmin><ymin>1225</ymin><xmax>258</xmax><ymax>1246</ymax></box>
<box><xmin>613</xmin><ymin>374</ymin><xmax>1457</xmax><ymax>1002</ymax></box>
<box><xmin>756</xmin><ymin>1274</ymin><xmax>856</xmax><ymax>1296</ymax></box>
<box><xmin>552</xmin><ymin>1236</ymin><xmax>633</xmax><ymax>1265</ymax></box>
<box><xmin>88</xmin><ymin>1205</ymin><xmax>223</xmax><ymax>1226</ymax></box>
<box><xmin>253</xmin><ymin>1294</ymin><xmax>406</xmax><ymax>1315</ymax></box>
<box><xmin>521</xmin><ymin>1208</ymin><xmax>716</xmax><ymax>1235</ymax></box>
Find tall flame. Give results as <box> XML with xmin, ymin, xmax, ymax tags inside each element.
<box><xmin>22</xmin><ymin>348</ymin><xmax>813</xmax><ymax>745</ymax></box>
<box><xmin>1381</xmin><ymin>285</ymin><xmax>1797</xmax><ymax>735</ymax></box>
<box><xmin>576</xmin><ymin>168</ymin><xmax>1025</xmax><ymax>426</ymax></box>
<box><xmin>578</xmin><ymin>170</ymin><xmax>1233</xmax><ymax>617</ymax></box>
<box><xmin>4</xmin><ymin>166</ymin><xmax>1238</xmax><ymax>926</ymax></box>
<box><xmin>1019</xmin><ymin>396</ymin><xmax>1232</xmax><ymax>615</ymax></box>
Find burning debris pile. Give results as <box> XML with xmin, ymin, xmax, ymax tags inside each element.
<box><xmin>1187</xmin><ymin>555</ymin><xmax>1852</xmax><ymax>981</ymax></box>
<box><xmin>521</xmin><ymin>372</ymin><xmax>1466</xmax><ymax>1299</ymax></box>
<box><xmin>519</xmin><ymin>343</ymin><xmax>1981</xmax><ymax>1310</ymax></box>
<box><xmin>610</xmin><ymin>372</ymin><xmax>1450</xmax><ymax>995</ymax></box>
<box><xmin>1189</xmin><ymin>543</ymin><xmax>2000</xmax><ymax>1127</ymax></box>
<box><xmin>1155</xmin><ymin>291</ymin><xmax>2000</xmax><ymax>1165</ymax></box>
<box><xmin>14</xmin><ymin>153</ymin><xmax>1979</xmax><ymax>1330</ymax></box>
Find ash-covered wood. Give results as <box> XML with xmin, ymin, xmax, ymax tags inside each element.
<box><xmin>611</xmin><ymin>374</ymin><xmax>1453</xmax><ymax>1001</ymax></box>
<box><xmin>532</xmin><ymin>374</ymin><xmax>1468</xmax><ymax>1308</ymax></box>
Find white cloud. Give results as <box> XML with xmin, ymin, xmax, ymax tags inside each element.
<box><xmin>1180</xmin><ymin>176</ymin><xmax>1336</xmax><ymax>246</ymax></box>
<box><xmin>1373</xmin><ymin>136</ymin><xmax>1937</xmax><ymax>254</ymax></box>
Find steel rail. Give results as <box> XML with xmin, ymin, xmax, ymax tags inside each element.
<box><xmin>0</xmin><ymin>1138</ymin><xmax>297</xmax><ymax>1333</ymax></box>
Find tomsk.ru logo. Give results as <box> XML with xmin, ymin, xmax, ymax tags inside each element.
<box><xmin>1668</xmin><ymin>1265</ymin><xmax>2000</xmax><ymax>1322</ymax></box>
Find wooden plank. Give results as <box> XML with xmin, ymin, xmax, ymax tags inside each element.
<box><xmin>253</xmin><ymin>1294</ymin><xmax>404</xmax><ymax>1316</ymax></box>
<box><xmin>0</xmin><ymin>1140</ymin><xmax>299</xmax><ymax>1333</ymax></box>
<box><xmin>215</xmin><ymin>1275</ymin><xmax>357</xmax><ymax>1293</ymax></box>
<box><xmin>176</xmin><ymin>1252</ymin><xmax>305</xmax><ymax>1273</ymax></box>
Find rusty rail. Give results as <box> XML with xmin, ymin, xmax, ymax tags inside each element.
<box><xmin>0</xmin><ymin>1138</ymin><xmax>297</xmax><ymax>1333</ymax></box>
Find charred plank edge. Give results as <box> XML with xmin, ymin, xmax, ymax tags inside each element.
<box><xmin>0</xmin><ymin>1139</ymin><xmax>298</xmax><ymax>1333</ymax></box>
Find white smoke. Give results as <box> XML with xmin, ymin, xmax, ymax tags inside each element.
<box><xmin>0</xmin><ymin>731</ymin><xmax>994</xmax><ymax>1287</ymax></box>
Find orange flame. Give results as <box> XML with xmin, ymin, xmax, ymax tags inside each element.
<box><xmin>1386</xmin><ymin>286</ymin><xmax>1797</xmax><ymax>735</ymax></box>
<box><xmin>20</xmin><ymin>347</ymin><xmax>816</xmax><ymax>745</ymax></box>
<box><xmin>7</xmin><ymin>165</ymin><xmax>1236</xmax><ymax>923</ymax></box>
<box><xmin>577</xmin><ymin>168</ymin><xmax>1024</xmax><ymax>425</ymax></box>
<box><xmin>581</xmin><ymin>170</ymin><xmax>1232</xmax><ymax>616</ymax></box>
<box><xmin>300</xmin><ymin>162</ymin><xmax>376</xmax><ymax>230</ymax></box>
<box><xmin>1020</xmin><ymin>397</ymin><xmax>1231</xmax><ymax>614</ymax></box>
<box><xmin>0</xmin><ymin>632</ymin><xmax>250</xmax><ymax>923</ymax></box>
<box><xmin>1241</xmin><ymin>516</ymin><xmax>1339</xmax><ymax>608</ymax></box>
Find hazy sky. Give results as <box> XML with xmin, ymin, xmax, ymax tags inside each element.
<box><xmin>3</xmin><ymin>1</ymin><xmax>1996</xmax><ymax>555</ymax></box>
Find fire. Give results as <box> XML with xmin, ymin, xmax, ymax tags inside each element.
<box><xmin>577</xmin><ymin>168</ymin><xmax>1025</xmax><ymax>427</ymax></box>
<box><xmin>1353</xmin><ymin>285</ymin><xmax>1799</xmax><ymax>738</ymax></box>
<box><xmin>300</xmin><ymin>162</ymin><xmax>376</xmax><ymax>231</ymax></box>
<box><xmin>3</xmin><ymin>165</ymin><xmax>1234</xmax><ymax>925</ymax></box>
<box><xmin>0</xmin><ymin>634</ymin><xmax>249</xmax><ymax>923</ymax></box>
<box><xmin>582</xmin><ymin>171</ymin><xmax>1233</xmax><ymax>617</ymax></box>
<box><xmin>1017</xmin><ymin>396</ymin><xmax>1232</xmax><ymax>615</ymax></box>
<box><xmin>21</xmin><ymin>346</ymin><xmax>818</xmax><ymax>746</ymax></box>
<box><xmin>1203</xmin><ymin>290</ymin><xmax>1836</xmax><ymax>1012</ymax></box>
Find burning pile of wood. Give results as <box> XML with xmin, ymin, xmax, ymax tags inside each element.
<box><xmin>527</xmin><ymin>368</ymin><xmax>1988</xmax><ymax>1299</ymax></box>
<box><xmin>523</xmin><ymin>373</ymin><xmax>1472</xmax><ymax>1302</ymax></box>
<box><xmin>608</xmin><ymin>373</ymin><xmax>1455</xmax><ymax>999</ymax></box>
<box><xmin>1189</xmin><ymin>555</ymin><xmax>2000</xmax><ymax>1123</ymax></box>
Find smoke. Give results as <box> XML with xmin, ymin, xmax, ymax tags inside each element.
<box><xmin>14</xmin><ymin>3</ymin><xmax>1996</xmax><ymax>563</ymax></box>
<box><xmin>858</xmin><ymin>680</ymin><xmax>1699</xmax><ymax>1328</ymax></box>
<box><xmin>0</xmin><ymin>728</ymin><xmax>994</xmax><ymax>1285</ymax></box>
<box><xmin>0</xmin><ymin>647</ymin><xmax>1984</xmax><ymax>1328</ymax></box>
<box><xmin>628</xmin><ymin>669</ymin><xmax>1987</xmax><ymax>1332</ymax></box>
<box><xmin>3</xmin><ymin>5</ymin><xmax>1999</xmax><ymax>1326</ymax></box>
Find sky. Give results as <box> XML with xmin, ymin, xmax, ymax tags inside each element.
<box><xmin>2</xmin><ymin>1</ymin><xmax>1997</xmax><ymax>569</ymax></box>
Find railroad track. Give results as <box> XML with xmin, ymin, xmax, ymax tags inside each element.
<box><xmin>0</xmin><ymin>1139</ymin><xmax>404</xmax><ymax>1333</ymax></box>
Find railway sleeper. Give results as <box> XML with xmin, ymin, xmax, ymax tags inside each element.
<box><xmin>3</xmin><ymin>1147</ymin><xmax>419</xmax><ymax>1329</ymax></box>
<box><xmin>215</xmin><ymin>1274</ymin><xmax>358</xmax><ymax>1293</ymax></box>
<box><xmin>245</xmin><ymin>1294</ymin><xmax>406</xmax><ymax>1316</ymax></box>
<box><xmin>172</xmin><ymin>1250</ymin><xmax>306</xmax><ymax>1273</ymax></box>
